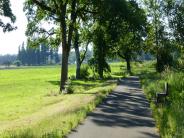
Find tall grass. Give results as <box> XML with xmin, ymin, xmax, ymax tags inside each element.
<box><xmin>136</xmin><ymin>62</ymin><xmax>184</xmax><ymax>138</ymax></box>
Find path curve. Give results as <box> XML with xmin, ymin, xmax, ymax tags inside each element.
<box><xmin>67</xmin><ymin>76</ymin><xmax>159</xmax><ymax>138</ymax></box>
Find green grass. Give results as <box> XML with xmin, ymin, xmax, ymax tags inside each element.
<box><xmin>134</xmin><ymin>61</ymin><xmax>184</xmax><ymax>138</ymax></box>
<box><xmin>0</xmin><ymin>63</ymin><xmax>124</xmax><ymax>137</ymax></box>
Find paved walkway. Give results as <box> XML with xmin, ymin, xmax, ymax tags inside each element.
<box><xmin>67</xmin><ymin>76</ymin><xmax>159</xmax><ymax>138</ymax></box>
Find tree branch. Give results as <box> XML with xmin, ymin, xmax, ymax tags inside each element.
<box><xmin>117</xmin><ymin>52</ymin><xmax>125</xmax><ymax>59</ymax></box>
<box><xmin>38</xmin><ymin>28</ymin><xmax>56</xmax><ymax>36</ymax></box>
<box><xmin>32</xmin><ymin>0</ymin><xmax>56</xmax><ymax>14</ymax></box>
<box><xmin>80</xmin><ymin>41</ymin><xmax>89</xmax><ymax>65</ymax></box>
<box><xmin>53</xmin><ymin>0</ymin><xmax>59</xmax><ymax>11</ymax></box>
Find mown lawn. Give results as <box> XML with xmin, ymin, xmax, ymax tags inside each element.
<box><xmin>0</xmin><ymin>62</ymin><xmax>124</xmax><ymax>137</ymax></box>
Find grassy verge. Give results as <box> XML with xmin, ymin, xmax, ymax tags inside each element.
<box><xmin>133</xmin><ymin>61</ymin><xmax>184</xmax><ymax>138</ymax></box>
<box><xmin>2</xmin><ymin>82</ymin><xmax>116</xmax><ymax>138</ymax></box>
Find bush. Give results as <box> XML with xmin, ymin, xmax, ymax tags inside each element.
<box><xmin>66</xmin><ymin>85</ymin><xmax>74</xmax><ymax>94</ymax></box>
<box><xmin>177</xmin><ymin>57</ymin><xmax>184</xmax><ymax>70</ymax></box>
<box><xmin>69</xmin><ymin>75</ymin><xmax>76</xmax><ymax>80</ymax></box>
<box><xmin>80</xmin><ymin>65</ymin><xmax>90</xmax><ymax>79</ymax></box>
<box><xmin>14</xmin><ymin>60</ymin><xmax>21</xmax><ymax>67</ymax></box>
<box><xmin>141</xmin><ymin>68</ymin><xmax>184</xmax><ymax>138</ymax></box>
<box><xmin>64</xmin><ymin>80</ymin><xmax>74</xmax><ymax>94</ymax></box>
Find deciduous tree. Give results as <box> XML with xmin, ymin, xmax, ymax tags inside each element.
<box><xmin>24</xmin><ymin>0</ymin><xmax>92</xmax><ymax>91</ymax></box>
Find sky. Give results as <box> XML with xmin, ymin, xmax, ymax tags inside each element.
<box><xmin>0</xmin><ymin>0</ymin><xmax>27</xmax><ymax>55</ymax></box>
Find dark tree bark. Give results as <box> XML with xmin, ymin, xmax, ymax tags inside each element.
<box><xmin>59</xmin><ymin>3</ymin><xmax>68</xmax><ymax>91</ymax></box>
<box><xmin>125</xmin><ymin>57</ymin><xmax>131</xmax><ymax>73</ymax></box>
<box><xmin>74</xmin><ymin>29</ymin><xmax>81</xmax><ymax>79</ymax></box>
<box><xmin>98</xmin><ymin>41</ymin><xmax>104</xmax><ymax>79</ymax></box>
<box><xmin>74</xmin><ymin>28</ymin><xmax>89</xmax><ymax>79</ymax></box>
<box><xmin>124</xmin><ymin>48</ymin><xmax>131</xmax><ymax>74</ymax></box>
<box><xmin>59</xmin><ymin>0</ymin><xmax>77</xmax><ymax>91</ymax></box>
<box><xmin>60</xmin><ymin>47</ymin><xmax>69</xmax><ymax>91</ymax></box>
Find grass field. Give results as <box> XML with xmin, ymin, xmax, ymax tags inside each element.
<box><xmin>1</xmin><ymin>61</ymin><xmax>183</xmax><ymax>137</ymax></box>
<box><xmin>0</xmin><ymin>62</ymin><xmax>124</xmax><ymax>137</ymax></box>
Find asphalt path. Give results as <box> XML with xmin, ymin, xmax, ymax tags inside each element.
<box><xmin>67</xmin><ymin>76</ymin><xmax>159</xmax><ymax>138</ymax></box>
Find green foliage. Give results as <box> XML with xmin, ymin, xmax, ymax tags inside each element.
<box><xmin>88</xmin><ymin>56</ymin><xmax>111</xmax><ymax>79</ymax></box>
<box><xmin>156</xmin><ymin>45</ymin><xmax>174</xmax><ymax>72</ymax></box>
<box><xmin>80</xmin><ymin>65</ymin><xmax>90</xmax><ymax>79</ymax></box>
<box><xmin>137</xmin><ymin>61</ymin><xmax>184</xmax><ymax>138</ymax></box>
<box><xmin>165</xmin><ymin>0</ymin><xmax>184</xmax><ymax>44</ymax></box>
<box><xmin>0</xmin><ymin>0</ymin><xmax>16</xmax><ymax>32</ymax></box>
<box><xmin>24</xmin><ymin>0</ymin><xmax>96</xmax><ymax>89</ymax></box>
<box><xmin>13</xmin><ymin>60</ymin><xmax>21</xmax><ymax>67</ymax></box>
<box><xmin>177</xmin><ymin>53</ymin><xmax>184</xmax><ymax>70</ymax></box>
<box><xmin>143</xmin><ymin>0</ymin><xmax>183</xmax><ymax>73</ymax></box>
<box><xmin>92</xmin><ymin>23</ymin><xmax>111</xmax><ymax>78</ymax></box>
<box><xmin>64</xmin><ymin>80</ymin><xmax>74</xmax><ymax>94</ymax></box>
<box><xmin>96</xmin><ymin>0</ymin><xmax>147</xmax><ymax>73</ymax></box>
<box><xmin>88</xmin><ymin>58</ymin><xmax>97</xmax><ymax>77</ymax></box>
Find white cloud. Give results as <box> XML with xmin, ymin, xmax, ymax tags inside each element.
<box><xmin>0</xmin><ymin>0</ymin><xmax>27</xmax><ymax>55</ymax></box>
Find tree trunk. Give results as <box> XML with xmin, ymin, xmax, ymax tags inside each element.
<box><xmin>98</xmin><ymin>46</ymin><xmax>104</xmax><ymax>79</ymax></box>
<box><xmin>60</xmin><ymin>4</ymin><xmax>68</xmax><ymax>92</ymax></box>
<box><xmin>60</xmin><ymin>47</ymin><xmax>69</xmax><ymax>91</ymax></box>
<box><xmin>156</xmin><ymin>51</ymin><xmax>164</xmax><ymax>72</ymax></box>
<box><xmin>126</xmin><ymin>58</ymin><xmax>131</xmax><ymax>73</ymax></box>
<box><xmin>98</xmin><ymin>67</ymin><xmax>103</xmax><ymax>79</ymax></box>
<box><xmin>74</xmin><ymin>29</ymin><xmax>81</xmax><ymax>79</ymax></box>
<box><xmin>59</xmin><ymin>0</ymin><xmax>77</xmax><ymax>92</ymax></box>
<box><xmin>75</xmin><ymin>44</ymin><xmax>80</xmax><ymax>79</ymax></box>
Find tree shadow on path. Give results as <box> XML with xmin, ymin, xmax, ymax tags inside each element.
<box><xmin>88</xmin><ymin>76</ymin><xmax>158</xmax><ymax>130</ymax></box>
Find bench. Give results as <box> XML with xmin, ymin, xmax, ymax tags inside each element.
<box><xmin>156</xmin><ymin>82</ymin><xmax>169</xmax><ymax>104</ymax></box>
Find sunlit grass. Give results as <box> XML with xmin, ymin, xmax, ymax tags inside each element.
<box><xmin>0</xmin><ymin>63</ymin><xmax>123</xmax><ymax>137</ymax></box>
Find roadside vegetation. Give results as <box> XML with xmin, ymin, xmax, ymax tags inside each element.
<box><xmin>133</xmin><ymin>61</ymin><xmax>184</xmax><ymax>138</ymax></box>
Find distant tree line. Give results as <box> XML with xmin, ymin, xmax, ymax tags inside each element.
<box><xmin>0</xmin><ymin>55</ymin><xmax>17</xmax><ymax>65</ymax></box>
<box><xmin>17</xmin><ymin>43</ymin><xmax>60</xmax><ymax>66</ymax></box>
<box><xmin>0</xmin><ymin>45</ymin><xmax>93</xmax><ymax>67</ymax></box>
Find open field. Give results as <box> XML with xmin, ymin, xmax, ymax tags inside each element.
<box><xmin>0</xmin><ymin>63</ymin><xmax>124</xmax><ymax>137</ymax></box>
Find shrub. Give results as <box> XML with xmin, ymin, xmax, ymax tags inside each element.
<box><xmin>69</xmin><ymin>75</ymin><xmax>76</xmax><ymax>80</ymax></box>
<box><xmin>14</xmin><ymin>60</ymin><xmax>21</xmax><ymax>67</ymax></box>
<box><xmin>66</xmin><ymin>85</ymin><xmax>74</xmax><ymax>94</ymax></box>
<box><xmin>80</xmin><ymin>65</ymin><xmax>90</xmax><ymax>79</ymax></box>
<box><xmin>141</xmin><ymin>68</ymin><xmax>184</xmax><ymax>138</ymax></box>
<box><xmin>3</xmin><ymin>61</ymin><xmax>11</xmax><ymax>67</ymax></box>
